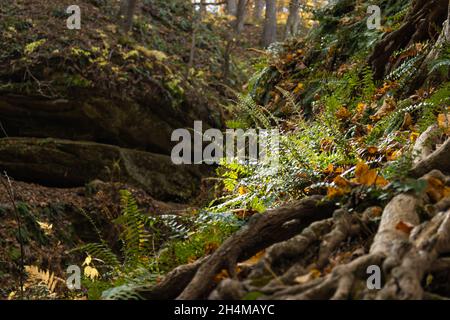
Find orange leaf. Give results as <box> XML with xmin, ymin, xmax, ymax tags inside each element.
<box><xmin>323</xmin><ymin>163</ymin><xmax>334</xmax><ymax>174</ymax></box>
<box><xmin>438</xmin><ymin>113</ymin><xmax>450</xmax><ymax>135</ymax></box>
<box><xmin>354</xmin><ymin>162</ymin><xmax>388</xmax><ymax>187</ymax></box>
<box><xmin>426</xmin><ymin>176</ymin><xmax>446</xmax><ymax>203</ymax></box>
<box><xmin>238</xmin><ymin>251</ymin><xmax>265</xmax><ymax>268</ymax></box>
<box><xmin>334</xmin><ymin>175</ymin><xmax>351</xmax><ymax>189</ymax></box>
<box><xmin>396</xmin><ymin>221</ymin><xmax>414</xmax><ymax>235</ymax></box>
<box><xmin>367</xmin><ymin>146</ymin><xmax>378</xmax><ymax>155</ymax></box>
<box><xmin>295</xmin><ymin>269</ymin><xmax>322</xmax><ymax>284</ymax></box>
<box><xmin>336</xmin><ymin>106</ymin><xmax>351</xmax><ymax>120</ymax></box>
<box><xmin>327</xmin><ymin>175</ymin><xmax>352</xmax><ymax>198</ymax></box>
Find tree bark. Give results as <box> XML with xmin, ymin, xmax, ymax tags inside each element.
<box><xmin>262</xmin><ymin>0</ymin><xmax>277</xmax><ymax>47</ymax></box>
<box><xmin>120</xmin><ymin>0</ymin><xmax>139</xmax><ymax>33</ymax></box>
<box><xmin>284</xmin><ymin>0</ymin><xmax>301</xmax><ymax>39</ymax></box>
<box><xmin>235</xmin><ymin>0</ymin><xmax>248</xmax><ymax>34</ymax></box>
<box><xmin>227</xmin><ymin>0</ymin><xmax>238</xmax><ymax>16</ymax></box>
<box><xmin>253</xmin><ymin>0</ymin><xmax>264</xmax><ymax>21</ymax></box>
<box><xmin>368</xmin><ymin>0</ymin><xmax>448</xmax><ymax>79</ymax></box>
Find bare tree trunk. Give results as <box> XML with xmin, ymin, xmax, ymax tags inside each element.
<box><xmin>284</xmin><ymin>0</ymin><xmax>300</xmax><ymax>39</ymax></box>
<box><xmin>199</xmin><ymin>0</ymin><xmax>207</xmax><ymax>17</ymax></box>
<box><xmin>227</xmin><ymin>0</ymin><xmax>238</xmax><ymax>16</ymax></box>
<box><xmin>262</xmin><ymin>0</ymin><xmax>277</xmax><ymax>47</ymax></box>
<box><xmin>235</xmin><ymin>0</ymin><xmax>247</xmax><ymax>33</ymax></box>
<box><xmin>121</xmin><ymin>0</ymin><xmax>138</xmax><ymax>33</ymax></box>
<box><xmin>188</xmin><ymin>4</ymin><xmax>201</xmax><ymax>75</ymax></box>
<box><xmin>253</xmin><ymin>0</ymin><xmax>264</xmax><ymax>21</ymax></box>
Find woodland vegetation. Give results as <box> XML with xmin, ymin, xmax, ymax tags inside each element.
<box><xmin>0</xmin><ymin>0</ymin><xmax>449</xmax><ymax>300</ymax></box>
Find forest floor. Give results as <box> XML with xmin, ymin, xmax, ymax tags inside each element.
<box><xmin>1</xmin><ymin>0</ymin><xmax>450</xmax><ymax>301</ymax></box>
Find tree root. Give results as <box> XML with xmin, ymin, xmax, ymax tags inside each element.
<box><xmin>139</xmin><ymin>164</ymin><xmax>450</xmax><ymax>300</ymax></box>
<box><xmin>177</xmin><ymin>196</ymin><xmax>336</xmax><ymax>299</ymax></box>
<box><xmin>204</xmin><ymin>174</ymin><xmax>450</xmax><ymax>300</ymax></box>
<box><xmin>367</xmin><ymin>0</ymin><xmax>448</xmax><ymax>79</ymax></box>
<box><xmin>411</xmin><ymin>137</ymin><xmax>450</xmax><ymax>177</ymax></box>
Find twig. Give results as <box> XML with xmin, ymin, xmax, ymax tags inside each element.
<box><xmin>0</xmin><ymin>172</ymin><xmax>25</xmax><ymax>298</ymax></box>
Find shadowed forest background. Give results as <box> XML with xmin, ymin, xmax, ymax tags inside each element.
<box><xmin>0</xmin><ymin>0</ymin><xmax>450</xmax><ymax>300</ymax></box>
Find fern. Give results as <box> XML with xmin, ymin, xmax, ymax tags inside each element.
<box><xmin>428</xmin><ymin>58</ymin><xmax>450</xmax><ymax>76</ymax></box>
<box><xmin>24</xmin><ymin>265</ymin><xmax>64</xmax><ymax>294</ymax></box>
<box><xmin>116</xmin><ymin>190</ymin><xmax>152</xmax><ymax>269</ymax></box>
<box><xmin>387</xmin><ymin>55</ymin><xmax>422</xmax><ymax>82</ymax></box>
<box><xmin>73</xmin><ymin>243</ymin><xmax>121</xmax><ymax>269</ymax></box>
<box><xmin>234</xmin><ymin>93</ymin><xmax>275</xmax><ymax>129</ymax></box>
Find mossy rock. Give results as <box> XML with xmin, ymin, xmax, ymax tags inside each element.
<box><xmin>0</xmin><ymin>137</ymin><xmax>207</xmax><ymax>202</ymax></box>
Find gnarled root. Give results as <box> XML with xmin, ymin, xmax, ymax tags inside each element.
<box><xmin>208</xmin><ymin>176</ymin><xmax>450</xmax><ymax>300</ymax></box>
<box><xmin>177</xmin><ymin>196</ymin><xmax>336</xmax><ymax>299</ymax></box>
<box><xmin>138</xmin><ymin>164</ymin><xmax>450</xmax><ymax>300</ymax></box>
<box><xmin>411</xmin><ymin>137</ymin><xmax>450</xmax><ymax>177</ymax></box>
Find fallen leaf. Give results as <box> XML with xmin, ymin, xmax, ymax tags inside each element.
<box><xmin>370</xmin><ymin>97</ymin><xmax>396</xmax><ymax>121</ymax></box>
<box><xmin>426</xmin><ymin>176</ymin><xmax>447</xmax><ymax>202</ymax></box>
<box><xmin>354</xmin><ymin>162</ymin><xmax>389</xmax><ymax>187</ymax></box>
<box><xmin>238</xmin><ymin>251</ymin><xmax>265</xmax><ymax>268</ymax></box>
<box><xmin>336</xmin><ymin>106</ymin><xmax>351</xmax><ymax>120</ymax></box>
<box><xmin>295</xmin><ymin>269</ymin><xmax>322</xmax><ymax>284</ymax></box>
<box><xmin>437</xmin><ymin>113</ymin><xmax>450</xmax><ymax>135</ymax></box>
<box><xmin>84</xmin><ymin>265</ymin><xmax>100</xmax><ymax>280</ymax></box>
<box><xmin>367</xmin><ymin>146</ymin><xmax>378</xmax><ymax>155</ymax></box>
<box><xmin>396</xmin><ymin>221</ymin><xmax>415</xmax><ymax>235</ymax></box>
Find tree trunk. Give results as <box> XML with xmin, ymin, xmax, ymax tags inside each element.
<box><xmin>235</xmin><ymin>0</ymin><xmax>247</xmax><ymax>34</ymax></box>
<box><xmin>284</xmin><ymin>0</ymin><xmax>301</xmax><ymax>39</ymax></box>
<box><xmin>199</xmin><ymin>0</ymin><xmax>207</xmax><ymax>17</ymax></box>
<box><xmin>253</xmin><ymin>0</ymin><xmax>264</xmax><ymax>21</ymax></box>
<box><xmin>122</xmin><ymin>0</ymin><xmax>138</xmax><ymax>33</ymax></box>
<box><xmin>227</xmin><ymin>0</ymin><xmax>238</xmax><ymax>16</ymax></box>
<box><xmin>262</xmin><ymin>0</ymin><xmax>277</xmax><ymax>47</ymax></box>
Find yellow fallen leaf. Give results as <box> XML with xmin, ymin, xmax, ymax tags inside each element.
<box><xmin>238</xmin><ymin>186</ymin><xmax>248</xmax><ymax>195</ymax></box>
<box><xmin>437</xmin><ymin>113</ymin><xmax>450</xmax><ymax>135</ymax></box>
<box><xmin>82</xmin><ymin>255</ymin><xmax>92</xmax><ymax>266</ymax></box>
<box><xmin>336</xmin><ymin>106</ymin><xmax>351</xmax><ymax>120</ymax></box>
<box><xmin>356</xmin><ymin>103</ymin><xmax>367</xmax><ymax>114</ymax></box>
<box><xmin>386</xmin><ymin>149</ymin><xmax>401</xmax><ymax>161</ymax></box>
<box><xmin>37</xmin><ymin>221</ymin><xmax>53</xmax><ymax>236</ymax></box>
<box><xmin>295</xmin><ymin>269</ymin><xmax>322</xmax><ymax>284</ymax></box>
<box><xmin>238</xmin><ymin>251</ymin><xmax>265</xmax><ymax>268</ymax></box>
<box><xmin>293</xmin><ymin>83</ymin><xmax>304</xmax><ymax>94</ymax></box>
<box><xmin>354</xmin><ymin>162</ymin><xmax>388</xmax><ymax>187</ymax></box>
<box><xmin>410</xmin><ymin>132</ymin><xmax>420</xmax><ymax>142</ymax></box>
<box><xmin>84</xmin><ymin>265</ymin><xmax>100</xmax><ymax>281</ymax></box>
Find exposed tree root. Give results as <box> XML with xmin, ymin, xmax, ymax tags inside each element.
<box><xmin>177</xmin><ymin>196</ymin><xmax>336</xmax><ymax>299</ymax></box>
<box><xmin>368</xmin><ymin>0</ymin><xmax>448</xmax><ymax>79</ymax></box>
<box><xmin>141</xmin><ymin>147</ymin><xmax>450</xmax><ymax>300</ymax></box>
<box><xmin>412</xmin><ymin>125</ymin><xmax>442</xmax><ymax>165</ymax></box>
<box><xmin>128</xmin><ymin>256</ymin><xmax>209</xmax><ymax>300</ymax></box>
<box><xmin>411</xmin><ymin>137</ymin><xmax>450</xmax><ymax>177</ymax></box>
<box><xmin>204</xmin><ymin>173</ymin><xmax>450</xmax><ymax>300</ymax></box>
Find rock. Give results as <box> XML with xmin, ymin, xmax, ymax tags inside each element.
<box><xmin>0</xmin><ymin>137</ymin><xmax>208</xmax><ymax>202</ymax></box>
<box><xmin>0</xmin><ymin>93</ymin><xmax>221</xmax><ymax>155</ymax></box>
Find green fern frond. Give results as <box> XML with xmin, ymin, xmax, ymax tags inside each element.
<box><xmin>72</xmin><ymin>243</ymin><xmax>121</xmax><ymax>269</ymax></box>
<box><xmin>117</xmin><ymin>190</ymin><xmax>152</xmax><ymax>268</ymax></box>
